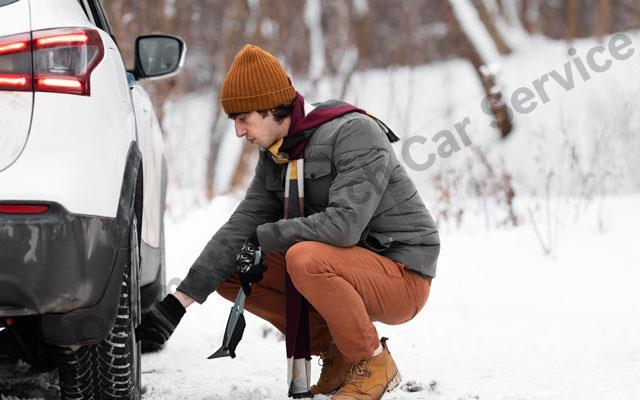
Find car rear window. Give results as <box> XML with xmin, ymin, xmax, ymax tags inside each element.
<box><xmin>0</xmin><ymin>0</ymin><xmax>20</xmax><ymax>7</ymax></box>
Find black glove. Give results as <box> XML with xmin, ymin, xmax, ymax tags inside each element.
<box><xmin>135</xmin><ymin>294</ymin><xmax>186</xmax><ymax>345</ymax></box>
<box><xmin>236</xmin><ymin>233</ymin><xmax>267</xmax><ymax>296</ymax></box>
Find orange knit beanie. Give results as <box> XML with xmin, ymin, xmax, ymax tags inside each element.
<box><xmin>220</xmin><ymin>44</ymin><xmax>296</xmax><ymax>114</ymax></box>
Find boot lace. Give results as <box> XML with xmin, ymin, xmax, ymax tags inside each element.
<box><xmin>344</xmin><ymin>360</ymin><xmax>371</xmax><ymax>388</ymax></box>
<box><xmin>316</xmin><ymin>349</ymin><xmax>334</xmax><ymax>386</ymax></box>
<box><xmin>317</xmin><ymin>349</ymin><xmax>333</xmax><ymax>367</ymax></box>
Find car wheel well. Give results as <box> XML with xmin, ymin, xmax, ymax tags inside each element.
<box><xmin>134</xmin><ymin>162</ymin><xmax>143</xmax><ymax>244</ymax></box>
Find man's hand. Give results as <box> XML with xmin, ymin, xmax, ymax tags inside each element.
<box><xmin>236</xmin><ymin>233</ymin><xmax>267</xmax><ymax>296</ymax></box>
<box><xmin>135</xmin><ymin>294</ymin><xmax>186</xmax><ymax>346</ymax></box>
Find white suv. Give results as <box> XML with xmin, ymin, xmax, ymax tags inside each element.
<box><xmin>0</xmin><ymin>0</ymin><xmax>184</xmax><ymax>398</ymax></box>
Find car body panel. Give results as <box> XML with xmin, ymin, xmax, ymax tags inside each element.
<box><xmin>29</xmin><ymin>0</ymin><xmax>92</xmax><ymax>31</ymax></box>
<box><xmin>0</xmin><ymin>0</ymin><xmax>32</xmax><ymax>172</ymax></box>
<box><xmin>130</xmin><ymin>85</ymin><xmax>164</xmax><ymax>251</ymax></box>
<box><xmin>0</xmin><ymin>0</ymin><xmax>29</xmax><ymax>36</ymax></box>
<box><xmin>0</xmin><ymin>53</ymin><xmax>134</xmax><ymax>218</ymax></box>
<box><xmin>0</xmin><ymin>92</ymin><xmax>33</xmax><ymax>172</ymax></box>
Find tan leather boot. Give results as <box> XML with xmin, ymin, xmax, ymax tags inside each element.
<box><xmin>331</xmin><ymin>338</ymin><xmax>401</xmax><ymax>400</ymax></box>
<box><xmin>310</xmin><ymin>343</ymin><xmax>351</xmax><ymax>395</ymax></box>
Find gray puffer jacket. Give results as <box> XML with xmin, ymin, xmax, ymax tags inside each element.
<box><xmin>177</xmin><ymin>106</ymin><xmax>440</xmax><ymax>304</ymax></box>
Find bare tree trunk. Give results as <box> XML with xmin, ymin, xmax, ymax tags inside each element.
<box><xmin>350</xmin><ymin>0</ymin><xmax>373</xmax><ymax>69</ymax></box>
<box><xmin>228</xmin><ymin>143</ymin><xmax>256</xmax><ymax>191</ymax></box>
<box><xmin>474</xmin><ymin>0</ymin><xmax>512</xmax><ymax>55</ymax></box>
<box><xmin>305</xmin><ymin>0</ymin><xmax>326</xmax><ymax>84</ymax></box>
<box><xmin>205</xmin><ymin>109</ymin><xmax>225</xmax><ymax>199</ymax></box>
<box><xmin>444</xmin><ymin>0</ymin><xmax>512</xmax><ymax>138</ymax></box>
<box><xmin>595</xmin><ymin>0</ymin><xmax>610</xmax><ymax>43</ymax></box>
<box><xmin>204</xmin><ymin>0</ymin><xmax>249</xmax><ymax>199</ymax></box>
<box><xmin>495</xmin><ymin>0</ymin><xmax>506</xmax><ymax>17</ymax></box>
<box><xmin>397</xmin><ymin>3</ymin><xmax>410</xmax><ymax>64</ymax></box>
<box><xmin>519</xmin><ymin>0</ymin><xmax>535</xmax><ymax>33</ymax></box>
<box><xmin>564</xmin><ymin>0</ymin><xmax>578</xmax><ymax>42</ymax></box>
<box><xmin>153</xmin><ymin>0</ymin><xmax>195</xmax><ymax>135</ymax></box>
<box><xmin>324</xmin><ymin>1</ymin><xmax>359</xmax><ymax>97</ymax></box>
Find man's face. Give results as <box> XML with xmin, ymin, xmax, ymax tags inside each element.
<box><xmin>233</xmin><ymin>111</ymin><xmax>288</xmax><ymax>149</ymax></box>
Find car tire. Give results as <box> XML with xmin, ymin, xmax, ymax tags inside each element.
<box><xmin>58</xmin><ymin>216</ymin><xmax>142</xmax><ymax>400</ymax></box>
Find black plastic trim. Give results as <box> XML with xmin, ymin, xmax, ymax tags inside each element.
<box><xmin>0</xmin><ymin>203</ymin><xmax>118</xmax><ymax>315</ymax></box>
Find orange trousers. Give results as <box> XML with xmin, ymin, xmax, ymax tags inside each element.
<box><xmin>217</xmin><ymin>241</ymin><xmax>430</xmax><ymax>362</ymax></box>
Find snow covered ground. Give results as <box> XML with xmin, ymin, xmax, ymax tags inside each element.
<box><xmin>135</xmin><ymin>193</ymin><xmax>640</xmax><ymax>400</ymax></box>
<box><xmin>2</xmin><ymin>193</ymin><xmax>638</xmax><ymax>400</ymax></box>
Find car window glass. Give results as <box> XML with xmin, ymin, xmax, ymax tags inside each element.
<box><xmin>0</xmin><ymin>0</ymin><xmax>20</xmax><ymax>7</ymax></box>
<box><xmin>87</xmin><ymin>0</ymin><xmax>113</xmax><ymax>35</ymax></box>
<box><xmin>95</xmin><ymin>0</ymin><xmax>114</xmax><ymax>33</ymax></box>
<box><xmin>138</xmin><ymin>37</ymin><xmax>182</xmax><ymax>77</ymax></box>
<box><xmin>76</xmin><ymin>0</ymin><xmax>94</xmax><ymax>23</ymax></box>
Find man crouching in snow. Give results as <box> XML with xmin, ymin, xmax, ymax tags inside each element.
<box><xmin>136</xmin><ymin>44</ymin><xmax>440</xmax><ymax>399</ymax></box>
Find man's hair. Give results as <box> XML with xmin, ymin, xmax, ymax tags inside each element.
<box><xmin>228</xmin><ymin>102</ymin><xmax>294</xmax><ymax>123</ymax></box>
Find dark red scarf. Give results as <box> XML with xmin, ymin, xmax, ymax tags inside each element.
<box><xmin>277</xmin><ymin>92</ymin><xmax>399</xmax><ymax>161</ymax></box>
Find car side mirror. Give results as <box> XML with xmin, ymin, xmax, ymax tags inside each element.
<box><xmin>133</xmin><ymin>35</ymin><xmax>186</xmax><ymax>80</ymax></box>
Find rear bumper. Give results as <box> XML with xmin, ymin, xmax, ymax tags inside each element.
<box><xmin>0</xmin><ymin>202</ymin><xmax>129</xmax><ymax>345</ymax></box>
<box><xmin>0</xmin><ymin>203</ymin><xmax>122</xmax><ymax>316</ymax></box>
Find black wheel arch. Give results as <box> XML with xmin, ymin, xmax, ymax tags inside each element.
<box><xmin>134</xmin><ymin>157</ymin><xmax>144</xmax><ymax>247</ymax></box>
<box><xmin>40</xmin><ymin>141</ymin><xmax>143</xmax><ymax>346</ymax></box>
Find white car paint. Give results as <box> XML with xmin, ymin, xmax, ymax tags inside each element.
<box><xmin>0</xmin><ymin>92</ymin><xmax>32</xmax><ymax>172</ymax></box>
<box><xmin>131</xmin><ymin>85</ymin><xmax>165</xmax><ymax>248</ymax></box>
<box><xmin>0</xmin><ymin>0</ymin><xmax>31</xmax><ymax>172</ymax></box>
<box><xmin>0</xmin><ymin>0</ymin><xmax>29</xmax><ymax>35</ymax></box>
<box><xmin>0</xmin><ymin>0</ymin><xmax>168</xmax><ymax>256</ymax></box>
<box><xmin>29</xmin><ymin>0</ymin><xmax>90</xmax><ymax>31</ymax></box>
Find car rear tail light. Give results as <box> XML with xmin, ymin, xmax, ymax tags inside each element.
<box><xmin>1</xmin><ymin>318</ymin><xmax>14</xmax><ymax>331</ymax></box>
<box><xmin>0</xmin><ymin>28</ymin><xmax>104</xmax><ymax>96</ymax></box>
<box><xmin>0</xmin><ymin>74</ymin><xmax>30</xmax><ymax>89</ymax></box>
<box><xmin>0</xmin><ymin>32</ymin><xmax>31</xmax><ymax>91</ymax></box>
<box><xmin>0</xmin><ymin>204</ymin><xmax>49</xmax><ymax>214</ymax></box>
<box><xmin>32</xmin><ymin>28</ymin><xmax>103</xmax><ymax>95</ymax></box>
